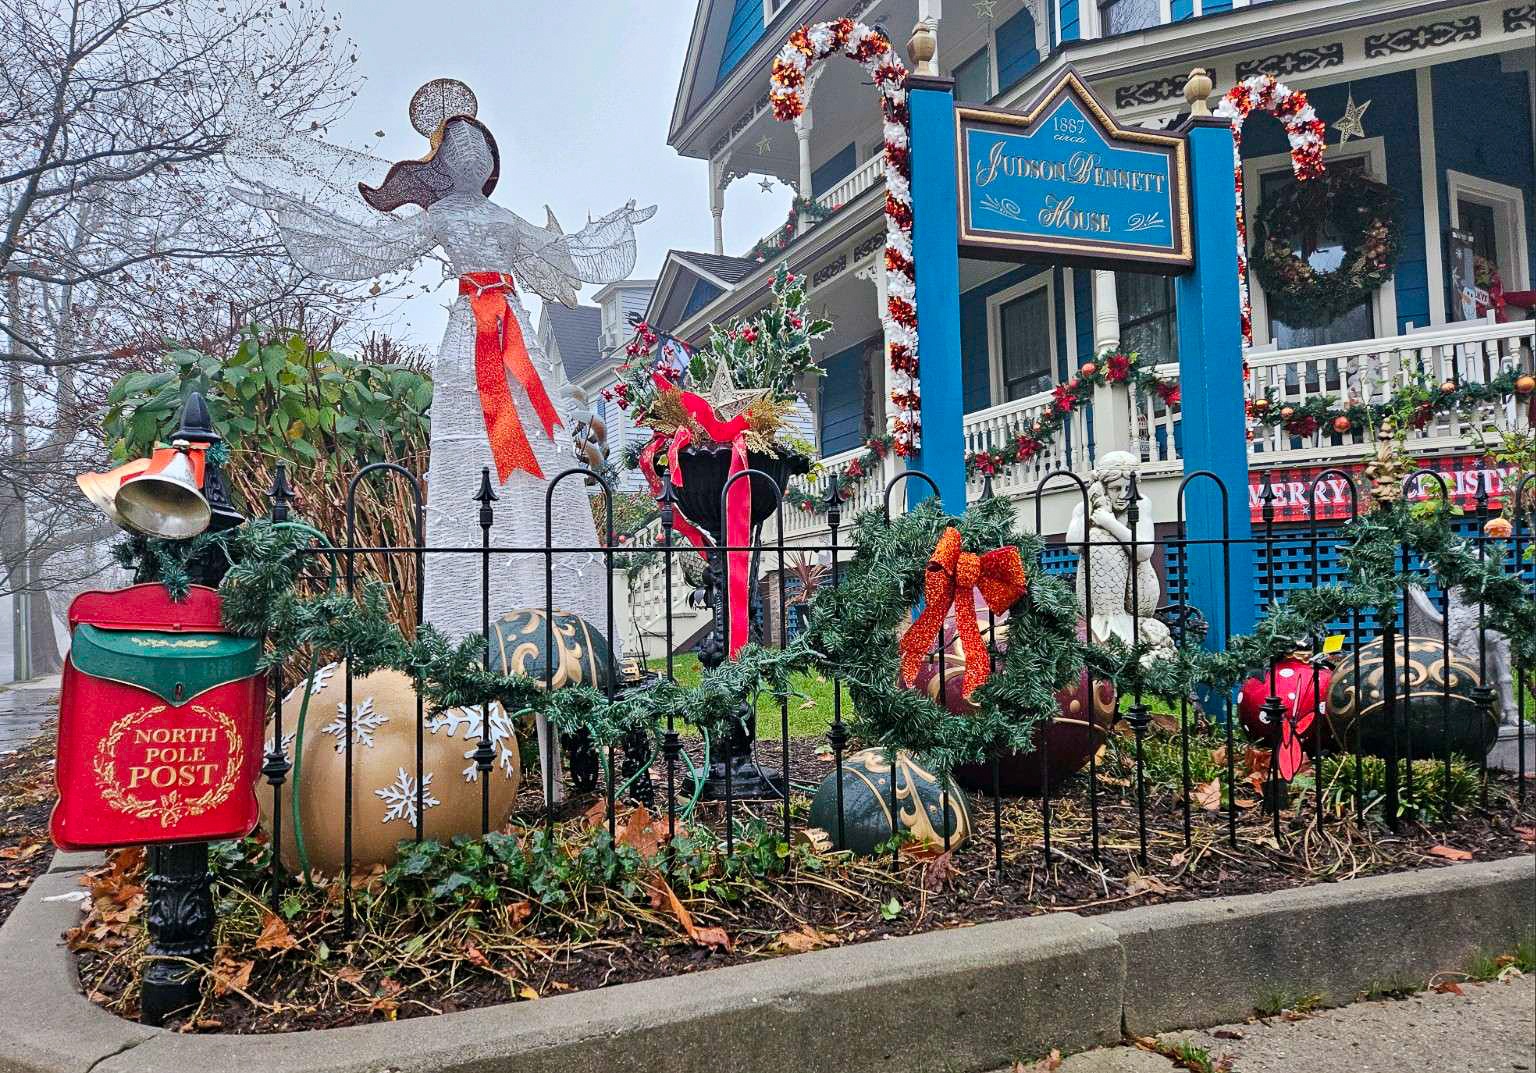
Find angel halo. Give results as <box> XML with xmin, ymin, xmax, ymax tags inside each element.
<box><xmin>226</xmin><ymin>78</ymin><xmax>656</xmax><ymax>799</ymax></box>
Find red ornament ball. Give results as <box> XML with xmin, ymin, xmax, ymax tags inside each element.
<box><xmin>906</xmin><ymin>597</ymin><xmax>1116</xmax><ymax>795</ymax></box>
<box><xmin>1332</xmin><ymin>415</ymin><xmax>1353</xmax><ymax>434</ymax></box>
<box><xmin>1516</xmin><ymin>374</ymin><xmax>1536</xmax><ymax>395</ymax></box>
<box><xmin>1081</xmin><ymin>362</ymin><xmax>1097</xmax><ymax>378</ymax></box>
<box><xmin>1237</xmin><ymin>657</ymin><xmax>1331</xmax><ymax>747</ymax></box>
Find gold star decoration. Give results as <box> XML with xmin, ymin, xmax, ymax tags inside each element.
<box><xmin>973</xmin><ymin>0</ymin><xmax>998</xmax><ymax>17</ymax></box>
<box><xmin>705</xmin><ymin>361</ymin><xmax>770</xmax><ymax>423</ymax></box>
<box><xmin>1333</xmin><ymin>92</ymin><xmax>1370</xmax><ymax>143</ymax></box>
<box><xmin>755</xmin><ymin>134</ymin><xmax>773</xmax><ymax>155</ymax></box>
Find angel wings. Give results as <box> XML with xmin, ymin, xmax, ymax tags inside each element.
<box><xmin>223</xmin><ymin>81</ymin><xmax>655</xmax><ymax>305</ymax></box>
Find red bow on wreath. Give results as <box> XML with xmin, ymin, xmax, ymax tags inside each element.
<box><xmin>898</xmin><ymin>527</ymin><xmax>1028</xmax><ymax>698</ymax></box>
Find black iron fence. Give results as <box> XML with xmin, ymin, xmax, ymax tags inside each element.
<box><xmin>258</xmin><ymin>460</ymin><xmax>1532</xmax><ymax>931</ymax></box>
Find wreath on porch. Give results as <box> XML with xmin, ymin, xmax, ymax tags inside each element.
<box><xmin>1251</xmin><ymin>169</ymin><xmax>1400</xmax><ymax>328</ymax></box>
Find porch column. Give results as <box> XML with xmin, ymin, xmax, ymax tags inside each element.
<box><xmin>857</xmin><ymin>259</ymin><xmax>906</xmax><ymax>493</ymax></box>
<box><xmin>1089</xmin><ymin>269</ymin><xmax>1135</xmax><ymax>455</ymax></box>
<box><xmin>1173</xmin><ymin>72</ymin><xmax>1256</xmax><ymax>639</ymax></box>
<box><xmin>795</xmin><ymin>108</ymin><xmax>814</xmax><ymax>227</ymax></box>
<box><xmin>905</xmin><ymin>19</ymin><xmax>966</xmax><ymax>512</ymax></box>
<box><xmin>709</xmin><ymin>157</ymin><xmax>728</xmax><ymax>255</ymax></box>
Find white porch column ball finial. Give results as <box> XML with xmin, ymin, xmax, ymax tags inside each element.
<box><xmin>907</xmin><ymin>20</ymin><xmax>938</xmax><ymax>77</ymax></box>
<box><xmin>1184</xmin><ymin>69</ymin><xmax>1214</xmax><ymax>116</ymax></box>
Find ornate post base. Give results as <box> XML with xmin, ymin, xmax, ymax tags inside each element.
<box><xmin>141</xmin><ymin>841</ymin><xmax>214</xmax><ymax>1026</ymax></box>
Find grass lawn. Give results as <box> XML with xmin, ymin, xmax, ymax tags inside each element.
<box><xmin>648</xmin><ymin>653</ymin><xmax>839</xmax><ymax>739</ymax></box>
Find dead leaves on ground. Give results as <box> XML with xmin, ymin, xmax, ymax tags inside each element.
<box><xmin>1425</xmin><ymin>844</ymin><xmax>1473</xmax><ymax>862</ymax></box>
<box><xmin>253</xmin><ymin>912</ymin><xmax>298</xmax><ymax>952</ymax></box>
<box><xmin>646</xmin><ymin>877</ymin><xmax>732</xmax><ymax>952</ymax></box>
<box><xmin>770</xmin><ymin>926</ymin><xmax>839</xmax><ymax>953</ymax></box>
<box><xmin>1012</xmin><ymin>1049</ymin><xmax>1062</xmax><ymax>1071</ymax></box>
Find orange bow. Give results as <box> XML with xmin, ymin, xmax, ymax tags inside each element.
<box><xmin>460</xmin><ymin>272</ymin><xmax>563</xmax><ymax>482</ymax></box>
<box><xmin>899</xmin><ymin>527</ymin><xmax>1028</xmax><ymax>699</ymax></box>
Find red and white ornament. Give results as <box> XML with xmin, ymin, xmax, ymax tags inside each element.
<box><xmin>1214</xmin><ymin>75</ymin><xmax>1327</xmax><ymax>347</ymax></box>
<box><xmin>1236</xmin><ymin>656</ymin><xmax>1331</xmax><ymax>780</ymax></box>
<box><xmin>770</xmin><ymin>19</ymin><xmax>920</xmax><ymax>456</ymax></box>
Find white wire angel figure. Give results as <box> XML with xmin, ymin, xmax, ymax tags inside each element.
<box><xmin>227</xmin><ymin>79</ymin><xmax>655</xmax><ymax>800</ymax></box>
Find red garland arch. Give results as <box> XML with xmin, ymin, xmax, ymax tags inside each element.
<box><xmin>768</xmin><ymin>19</ymin><xmax>920</xmax><ymax>456</ymax></box>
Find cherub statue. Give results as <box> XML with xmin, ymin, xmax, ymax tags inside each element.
<box><xmin>1066</xmin><ymin>451</ymin><xmax>1176</xmax><ymax>662</ymax></box>
<box><xmin>226</xmin><ymin>79</ymin><xmax>655</xmax><ymax>798</ymax></box>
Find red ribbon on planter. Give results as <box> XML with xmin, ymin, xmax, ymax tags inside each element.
<box><xmin>646</xmin><ymin>373</ymin><xmax>756</xmax><ymax>660</ymax></box>
<box><xmin>898</xmin><ymin>527</ymin><xmax>1028</xmax><ymax>698</ymax></box>
<box><xmin>638</xmin><ymin>433</ymin><xmax>709</xmax><ymax>558</ymax></box>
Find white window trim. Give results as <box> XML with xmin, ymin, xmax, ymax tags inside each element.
<box><xmin>986</xmin><ymin>271</ymin><xmax>1057</xmax><ymax>406</ymax></box>
<box><xmin>762</xmin><ymin>0</ymin><xmax>790</xmax><ymax>25</ymax></box>
<box><xmin>1089</xmin><ymin>0</ymin><xmax>1171</xmax><ymax>40</ymax></box>
<box><xmin>1241</xmin><ymin>136</ymin><xmax>1397</xmax><ymax>348</ymax></box>
<box><xmin>1446</xmin><ymin>169</ymin><xmax>1532</xmax><ymax>292</ymax></box>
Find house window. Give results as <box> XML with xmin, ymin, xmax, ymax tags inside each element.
<box><xmin>998</xmin><ymin>286</ymin><xmax>1054</xmax><ymax>401</ymax></box>
<box><xmin>1257</xmin><ymin>155</ymin><xmax>1375</xmax><ymax>348</ymax></box>
<box><xmin>1115</xmin><ymin>271</ymin><xmax>1177</xmax><ymax>365</ymax></box>
<box><xmin>1098</xmin><ymin>0</ymin><xmax>1160</xmax><ymax>34</ymax></box>
<box><xmin>994</xmin><ymin>7</ymin><xmax>1040</xmax><ymax>91</ymax></box>
<box><xmin>1448</xmin><ymin>171</ymin><xmax>1531</xmax><ymax>298</ymax></box>
<box><xmin>954</xmin><ymin>47</ymin><xmax>991</xmax><ymax>104</ymax></box>
<box><xmin>762</xmin><ymin>0</ymin><xmax>789</xmax><ymax>21</ymax></box>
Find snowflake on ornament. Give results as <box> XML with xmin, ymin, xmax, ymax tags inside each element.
<box><xmin>321</xmin><ymin>696</ymin><xmax>389</xmax><ymax>751</ymax></box>
<box><xmin>374</xmin><ymin>767</ymin><xmax>441</xmax><ymax>826</ymax></box>
<box><xmin>425</xmin><ymin>702</ymin><xmax>519</xmax><ymax>781</ymax></box>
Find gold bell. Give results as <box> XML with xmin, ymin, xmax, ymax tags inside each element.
<box><xmin>113</xmin><ymin>441</ymin><xmax>211</xmax><ymax>539</ymax></box>
<box><xmin>76</xmin><ymin>458</ymin><xmax>152</xmax><ymax>527</ymax></box>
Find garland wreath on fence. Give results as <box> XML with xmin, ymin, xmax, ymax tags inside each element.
<box><xmin>769</xmin><ymin>17</ymin><xmax>921</xmax><ymax>457</ymax></box>
<box><xmin>784</xmin><ymin>433</ymin><xmax>895</xmax><ymax>514</ymax></box>
<box><xmin>1251</xmin><ymin>169</ymin><xmax>1401</xmax><ymax>328</ymax></box>
<box><xmin>1214</xmin><ymin>74</ymin><xmax>1327</xmax><ymax>347</ymax></box>
<box><xmin>118</xmin><ymin>482</ymin><xmax>1536</xmax><ymax>785</ymax></box>
<box><xmin>965</xmin><ymin>351</ymin><xmax>1178</xmax><ymax>480</ymax></box>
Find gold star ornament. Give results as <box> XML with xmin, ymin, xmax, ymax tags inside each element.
<box><xmin>1333</xmin><ymin>93</ymin><xmax>1370</xmax><ymax>143</ymax></box>
<box><xmin>705</xmin><ymin>361</ymin><xmax>770</xmax><ymax>422</ymax></box>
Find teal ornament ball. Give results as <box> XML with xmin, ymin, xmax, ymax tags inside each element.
<box><xmin>808</xmin><ymin>748</ymin><xmax>971</xmax><ymax>856</ymax></box>
<box><xmin>487</xmin><ymin>608</ymin><xmax>616</xmax><ymax>692</ymax></box>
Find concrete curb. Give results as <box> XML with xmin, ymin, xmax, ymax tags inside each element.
<box><xmin>0</xmin><ymin>855</ymin><xmax>1530</xmax><ymax>1073</ymax></box>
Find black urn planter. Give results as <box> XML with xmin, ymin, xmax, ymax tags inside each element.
<box><xmin>674</xmin><ymin>444</ymin><xmax>810</xmax><ymax>800</ymax></box>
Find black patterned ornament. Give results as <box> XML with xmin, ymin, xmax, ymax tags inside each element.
<box><xmin>808</xmin><ymin>748</ymin><xmax>971</xmax><ymax>856</ymax></box>
<box><xmin>487</xmin><ymin>608</ymin><xmax>616</xmax><ymax>692</ymax></box>
<box><xmin>1325</xmin><ymin>636</ymin><xmax>1496</xmax><ymax>759</ymax></box>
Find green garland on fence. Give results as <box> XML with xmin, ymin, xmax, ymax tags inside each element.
<box><xmin>118</xmin><ymin>483</ymin><xmax>1535</xmax><ymax>789</ymax></box>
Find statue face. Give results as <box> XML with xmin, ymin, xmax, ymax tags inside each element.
<box><xmin>1099</xmin><ymin>468</ymin><xmax>1131</xmax><ymax>511</ymax></box>
<box><xmin>439</xmin><ymin>121</ymin><xmax>494</xmax><ymax>193</ymax></box>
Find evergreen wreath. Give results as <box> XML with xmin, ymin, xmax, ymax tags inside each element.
<box><xmin>800</xmin><ymin>494</ymin><xmax>1087</xmax><ymax>777</ymax></box>
<box><xmin>1252</xmin><ymin>169</ymin><xmax>1400</xmax><ymax>328</ymax></box>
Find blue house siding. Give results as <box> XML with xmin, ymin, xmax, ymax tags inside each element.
<box><xmin>1203</xmin><ymin>0</ymin><xmax>1232</xmax><ymax>12</ymax></box>
<box><xmin>1058</xmin><ymin>0</ymin><xmax>1081</xmax><ymax>43</ymax></box>
<box><xmin>717</xmin><ymin>0</ymin><xmax>765</xmax><ymax>85</ymax></box>
<box><xmin>1239</xmin><ymin>70</ymin><xmax>1429</xmax><ymax>333</ymax></box>
<box><xmin>819</xmin><ymin>340</ymin><xmax>869</xmax><ymax>454</ymax></box>
<box><xmin>681</xmin><ymin>278</ymin><xmax>723</xmax><ymax>321</ymax></box>
<box><xmin>1432</xmin><ymin>56</ymin><xmax>1536</xmax><ymax>307</ymax></box>
<box><xmin>811</xmin><ymin>143</ymin><xmax>857</xmax><ymax>199</ymax></box>
<box><xmin>995</xmin><ymin>7</ymin><xmax>1040</xmax><ymax>92</ymax></box>
<box><xmin>1171</xmin><ymin>0</ymin><xmax>1195</xmax><ymax>20</ymax></box>
<box><xmin>1074</xmin><ymin>269</ymin><xmax>1094</xmax><ymax>361</ymax></box>
<box><xmin>959</xmin><ymin>265</ymin><xmax>1053</xmax><ymax>413</ymax></box>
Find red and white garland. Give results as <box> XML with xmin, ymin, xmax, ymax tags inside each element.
<box><xmin>1214</xmin><ymin>75</ymin><xmax>1327</xmax><ymax>346</ymax></box>
<box><xmin>769</xmin><ymin>19</ymin><xmax>920</xmax><ymax>456</ymax></box>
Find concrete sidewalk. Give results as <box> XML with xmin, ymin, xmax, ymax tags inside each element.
<box><xmin>1017</xmin><ymin>974</ymin><xmax>1535</xmax><ymax>1072</ymax></box>
<box><xmin>0</xmin><ymin>673</ymin><xmax>57</xmax><ymax>752</ymax></box>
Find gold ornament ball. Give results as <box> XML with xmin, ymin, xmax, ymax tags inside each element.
<box><xmin>259</xmin><ymin>663</ymin><xmax>522</xmax><ymax>875</ymax></box>
<box><xmin>1440</xmin><ymin>380</ymin><xmax>1456</xmax><ymax>394</ymax></box>
<box><xmin>1081</xmin><ymin>362</ymin><xmax>1097</xmax><ymax>378</ymax></box>
<box><xmin>1485</xmin><ymin>516</ymin><xmax>1514</xmax><ymax>539</ymax></box>
<box><xmin>1332</xmin><ymin>415</ymin><xmax>1353</xmax><ymax>434</ymax></box>
<box><xmin>1516</xmin><ymin>375</ymin><xmax>1536</xmax><ymax>395</ymax></box>
<box><xmin>1254</xmin><ymin>398</ymin><xmax>1270</xmax><ymax>413</ymax></box>
<box><xmin>1280</xmin><ymin>406</ymin><xmax>1295</xmax><ymax>419</ymax></box>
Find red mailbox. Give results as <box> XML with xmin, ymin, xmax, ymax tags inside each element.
<box><xmin>51</xmin><ymin>583</ymin><xmax>266</xmax><ymax>851</ymax></box>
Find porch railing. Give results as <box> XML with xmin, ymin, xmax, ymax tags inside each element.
<box><xmin>962</xmin><ymin>387</ymin><xmax>1093</xmax><ymax>500</ymax></box>
<box><xmin>815</xmin><ymin>153</ymin><xmax>884</xmax><ymax>212</ymax></box>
